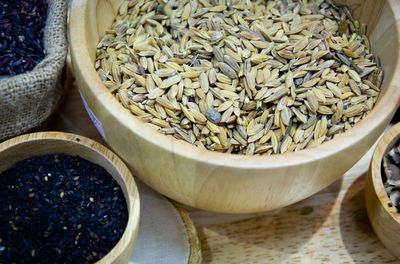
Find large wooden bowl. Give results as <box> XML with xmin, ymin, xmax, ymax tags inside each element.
<box><xmin>0</xmin><ymin>132</ymin><xmax>140</xmax><ymax>263</ymax></box>
<box><xmin>70</xmin><ymin>0</ymin><xmax>400</xmax><ymax>213</ymax></box>
<box><xmin>366</xmin><ymin>123</ymin><xmax>400</xmax><ymax>259</ymax></box>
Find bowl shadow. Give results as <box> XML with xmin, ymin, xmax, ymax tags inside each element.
<box><xmin>339</xmin><ymin>174</ymin><xmax>399</xmax><ymax>263</ymax></box>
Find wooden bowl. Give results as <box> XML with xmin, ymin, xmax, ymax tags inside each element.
<box><xmin>0</xmin><ymin>132</ymin><xmax>140</xmax><ymax>264</ymax></box>
<box><xmin>69</xmin><ymin>0</ymin><xmax>400</xmax><ymax>213</ymax></box>
<box><xmin>366</xmin><ymin>123</ymin><xmax>400</xmax><ymax>259</ymax></box>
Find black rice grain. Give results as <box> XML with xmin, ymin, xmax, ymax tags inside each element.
<box><xmin>0</xmin><ymin>154</ymin><xmax>128</xmax><ymax>264</ymax></box>
<box><xmin>0</xmin><ymin>0</ymin><xmax>47</xmax><ymax>76</ymax></box>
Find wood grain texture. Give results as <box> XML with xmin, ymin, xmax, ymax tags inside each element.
<box><xmin>366</xmin><ymin>123</ymin><xmax>400</xmax><ymax>260</ymax></box>
<box><xmin>69</xmin><ymin>0</ymin><xmax>400</xmax><ymax>213</ymax></box>
<box><xmin>0</xmin><ymin>132</ymin><xmax>140</xmax><ymax>264</ymax></box>
<box><xmin>196</xmin><ymin>174</ymin><xmax>398</xmax><ymax>263</ymax></box>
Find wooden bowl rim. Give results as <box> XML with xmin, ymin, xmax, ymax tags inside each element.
<box><xmin>170</xmin><ymin>201</ymin><xmax>202</xmax><ymax>264</ymax></box>
<box><xmin>370</xmin><ymin>123</ymin><xmax>400</xmax><ymax>224</ymax></box>
<box><xmin>69</xmin><ymin>0</ymin><xmax>400</xmax><ymax>169</ymax></box>
<box><xmin>0</xmin><ymin>132</ymin><xmax>140</xmax><ymax>264</ymax></box>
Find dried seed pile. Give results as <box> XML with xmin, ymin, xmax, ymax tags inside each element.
<box><xmin>383</xmin><ymin>144</ymin><xmax>400</xmax><ymax>213</ymax></box>
<box><xmin>96</xmin><ymin>0</ymin><xmax>383</xmax><ymax>155</ymax></box>
<box><xmin>0</xmin><ymin>0</ymin><xmax>47</xmax><ymax>76</ymax></box>
<box><xmin>0</xmin><ymin>154</ymin><xmax>128</xmax><ymax>264</ymax></box>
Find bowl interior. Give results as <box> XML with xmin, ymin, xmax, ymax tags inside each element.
<box><xmin>87</xmin><ymin>0</ymin><xmax>397</xmax><ymax>97</ymax></box>
<box><xmin>0</xmin><ymin>132</ymin><xmax>140</xmax><ymax>263</ymax></box>
<box><xmin>371</xmin><ymin>125</ymin><xmax>400</xmax><ymax>223</ymax></box>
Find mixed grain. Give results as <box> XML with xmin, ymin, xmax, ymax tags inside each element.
<box><xmin>95</xmin><ymin>0</ymin><xmax>383</xmax><ymax>155</ymax></box>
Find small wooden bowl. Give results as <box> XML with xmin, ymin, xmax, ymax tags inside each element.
<box><xmin>70</xmin><ymin>0</ymin><xmax>400</xmax><ymax>213</ymax></box>
<box><xmin>0</xmin><ymin>132</ymin><xmax>140</xmax><ymax>264</ymax></box>
<box><xmin>366</xmin><ymin>123</ymin><xmax>400</xmax><ymax>259</ymax></box>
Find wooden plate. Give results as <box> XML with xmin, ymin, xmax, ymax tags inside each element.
<box><xmin>129</xmin><ymin>181</ymin><xmax>201</xmax><ymax>264</ymax></box>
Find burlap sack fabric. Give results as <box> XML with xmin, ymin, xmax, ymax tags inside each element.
<box><xmin>0</xmin><ymin>0</ymin><xmax>68</xmax><ymax>141</ymax></box>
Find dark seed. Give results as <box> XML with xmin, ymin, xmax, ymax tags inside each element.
<box><xmin>294</xmin><ymin>78</ymin><xmax>303</xmax><ymax>86</ymax></box>
<box><xmin>0</xmin><ymin>0</ymin><xmax>47</xmax><ymax>76</ymax></box>
<box><xmin>338</xmin><ymin>21</ymin><xmax>348</xmax><ymax>35</ymax></box>
<box><xmin>336</xmin><ymin>53</ymin><xmax>351</xmax><ymax>66</ymax></box>
<box><xmin>382</xmin><ymin>139</ymin><xmax>400</xmax><ymax>214</ymax></box>
<box><xmin>0</xmin><ymin>154</ymin><xmax>128</xmax><ymax>264</ymax></box>
<box><xmin>350</xmin><ymin>60</ymin><xmax>363</xmax><ymax>74</ymax></box>
<box><xmin>156</xmin><ymin>5</ymin><xmax>165</xmax><ymax>15</ymax></box>
<box><xmin>206</xmin><ymin>108</ymin><xmax>221</xmax><ymax>124</ymax></box>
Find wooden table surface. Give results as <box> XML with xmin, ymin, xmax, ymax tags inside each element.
<box><xmin>47</xmin><ymin>72</ymin><xmax>399</xmax><ymax>263</ymax></box>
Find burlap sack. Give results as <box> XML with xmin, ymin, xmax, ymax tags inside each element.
<box><xmin>0</xmin><ymin>0</ymin><xmax>68</xmax><ymax>141</ymax></box>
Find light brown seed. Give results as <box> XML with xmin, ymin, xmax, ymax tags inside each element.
<box><xmin>216</xmin><ymin>73</ymin><xmax>232</xmax><ymax>84</ymax></box>
<box><xmin>160</xmin><ymin>74</ymin><xmax>181</xmax><ymax>89</ymax></box>
<box><xmin>317</xmin><ymin>105</ymin><xmax>333</xmax><ymax>115</ymax></box>
<box><xmin>148</xmin><ymin>88</ymin><xmax>165</xmax><ymax>99</ymax></box>
<box><xmin>96</xmin><ymin>0</ymin><xmax>383</xmax><ymax>156</ymax></box>
<box><xmin>217</xmin><ymin>101</ymin><xmax>234</xmax><ymax>112</ymax></box>
<box><xmin>162</xmin><ymin>46</ymin><xmax>174</xmax><ymax>58</ymax></box>
<box><xmin>293</xmin><ymin>37</ymin><xmax>309</xmax><ymax>53</ymax></box>
<box><xmin>271</xmin><ymin>132</ymin><xmax>278</xmax><ymax>154</ymax></box>
<box><xmin>344</xmin><ymin>104</ymin><xmax>365</xmax><ymax>117</ymax></box>
<box><xmin>248</xmin><ymin>129</ymin><xmax>264</xmax><ymax>143</ymax></box>
<box><xmin>189</xmin><ymin>109</ymin><xmax>207</xmax><ymax>123</ymax></box>
<box><xmin>218</xmin><ymin>126</ymin><xmax>228</xmax><ymax>147</ymax></box>
<box><xmin>281</xmin><ymin>106</ymin><xmax>291</xmax><ymax>126</ymax></box>
<box><xmin>206</xmin><ymin>121</ymin><xmax>220</xmax><ymax>134</ymax></box>
<box><xmin>224</xmin><ymin>55</ymin><xmax>240</xmax><ymax>72</ymax></box>
<box><xmin>264</xmin><ymin>88</ymin><xmax>289</xmax><ymax>103</ymax></box>
<box><xmin>363</xmin><ymin>80</ymin><xmax>379</xmax><ymax>91</ymax></box>
<box><xmin>156</xmin><ymin>97</ymin><xmax>176</xmax><ymax>110</ymax></box>
<box><xmin>199</xmin><ymin>72</ymin><xmax>209</xmax><ymax>93</ymax></box>
<box><xmin>292</xmin><ymin>107</ymin><xmax>307</xmax><ymax>124</ymax></box>
<box><xmin>285</xmin><ymin>71</ymin><xmax>293</xmax><ymax>88</ymax></box>
<box><xmin>280</xmin><ymin>136</ymin><xmax>292</xmax><ymax>154</ymax></box>
<box><xmin>302</xmin><ymin>78</ymin><xmax>320</xmax><ymax>88</ymax></box>
<box><xmin>245</xmin><ymin>72</ymin><xmax>256</xmax><ymax>92</ymax></box>
<box><xmin>218</xmin><ymin>62</ymin><xmax>237</xmax><ymax>79</ymax></box>
<box><xmin>220</xmin><ymin>106</ymin><xmax>234</xmax><ymax>123</ymax></box>
<box><xmin>343</xmin><ymin>48</ymin><xmax>358</xmax><ymax>59</ymax></box>
<box><xmin>180</xmin><ymin>71</ymin><xmax>201</xmax><ymax>78</ymax></box>
<box><xmin>182</xmin><ymin>3</ymin><xmax>191</xmax><ymax>20</ymax></box>
<box><xmin>328</xmin><ymin>124</ymin><xmax>344</xmax><ymax>136</ymax></box>
<box><xmin>348</xmin><ymin>69</ymin><xmax>361</xmax><ymax>82</ymax></box>
<box><xmin>155</xmin><ymin>68</ymin><xmax>176</xmax><ymax>77</ymax></box>
<box><xmin>306</xmin><ymin>91</ymin><xmax>319</xmax><ymax>113</ymax></box>
<box><xmin>323</xmin><ymin>75</ymin><xmax>340</xmax><ymax>83</ymax></box>
<box><xmin>278</xmin><ymin>50</ymin><xmax>295</xmax><ymax>60</ymax></box>
<box><xmin>151</xmin><ymin>118</ymin><xmax>171</xmax><ymax>128</ymax></box>
<box><xmin>208</xmin><ymin>68</ymin><xmax>217</xmax><ymax>84</ymax></box>
<box><xmin>213</xmin><ymin>47</ymin><xmax>224</xmax><ymax>62</ymax></box>
<box><xmin>326</xmin><ymin>82</ymin><xmax>342</xmax><ymax>98</ymax></box>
